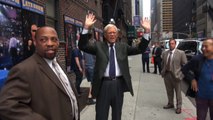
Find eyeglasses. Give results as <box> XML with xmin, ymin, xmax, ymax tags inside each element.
<box><xmin>31</xmin><ymin>30</ymin><xmax>37</xmax><ymax>32</ymax></box>
<box><xmin>107</xmin><ymin>32</ymin><xmax>117</xmax><ymax>35</ymax></box>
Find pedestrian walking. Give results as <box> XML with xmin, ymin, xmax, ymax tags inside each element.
<box><xmin>8</xmin><ymin>33</ymin><xmax>19</xmax><ymax>66</ymax></box>
<box><xmin>78</xmin><ymin>13</ymin><xmax>150</xmax><ymax>120</ymax></box>
<box><xmin>161</xmin><ymin>39</ymin><xmax>187</xmax><ymax>114</ymax></box>
<box><xmin>83</xmin><ymin>34</ymin><xmax>96</xmax><ymax>105</ymax></box>
<box><xmin>71</xmin><ymin>45</ymin><xmax>84</xmax><ymax>95</ymax></box>
<box><xmin>182</xmin><ymin>38</ymin><xmax>213</xmax><ymax>120</ymax></box>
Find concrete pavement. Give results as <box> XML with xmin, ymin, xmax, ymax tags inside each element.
<box><xmin>80</xmin><ymin>55</ymin><xmax>196</xmax><ymax>120</ymax></box>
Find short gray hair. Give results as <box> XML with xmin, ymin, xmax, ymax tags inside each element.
<box><xmin>104</xmin><ymin>24</ymin><xmax>118</xmax><ymax>33</ymax></box>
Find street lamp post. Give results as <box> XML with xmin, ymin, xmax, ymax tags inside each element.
<box><xmin>185</xmin><ymin>22</ymin><xmax>195</xmax><ymax>38</ymax></box>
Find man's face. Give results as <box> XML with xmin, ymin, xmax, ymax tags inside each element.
<box><xmin>31</xmin><ymin>25</ymin><xmax>38</xmax><ymax>40</ymax></box>
<box><xmin>169</xmin><ymin>40</ymin><xmax>176</xmax><ymax>50</ymax></box>
<box><xmin>34</xmin><ymin>27</ymin><xmax>59</xmax><ymax>60</ymax></box>
<box><xmin>104</xmin><ymin>27</ymin><xmax>118</xmax><ymax>44</ymax></box>
<box><xmin>202</xmin><ymin>39</ymin><xmax>213</xmax><ymax>58</ymax></box>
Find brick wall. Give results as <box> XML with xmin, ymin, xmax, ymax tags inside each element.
<box><xmin>2</xmin><ymin>0</ymin><xmax>102</xmax><ymax>78</ymax></box>
<box><xmin>56</xmin><ymin>0</ymin><xmax>103</xmax><ymax>64</ymax></box>
<box><xmin>56</xmin><ymin>0</ymin><xmax>103</xmax><ymax>79</ymax></box>
<box><xmin>58</xmin><ymin>0</ymin><xmax>103</xmax><ymax>41</ymax></box>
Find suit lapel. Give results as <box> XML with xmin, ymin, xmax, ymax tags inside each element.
<box><xmin>171</xmin><ymin>49</ymin><xmax>178</xmax><ymax>71</ymax></box>
<box><xmin>34</xmin><ymin>54</ymin><xmax>67</xmax><ymax>95</ymax></box>
<box><xmin>58</xmin><ymin>62</ymin><xmax>79</xmax><ymax>96</ymax></box>
<box><xmin>115</xmin><ymin>43</ymin><xmax>121</xmax><ymax>61</ymax></box>
<box><xmin>103</xmin><ymin>42</ymin><xmax>109</xmax><ymax>59</ymax></box>
<box><xmin>172</xmin><ymin>49</ymin><xmax>178</xmax><ymax>63</ymax></box>
<box><xmin>165</xmin><ymin>50</ymin><xmax>170</xmax><ymax>61</ymax></box>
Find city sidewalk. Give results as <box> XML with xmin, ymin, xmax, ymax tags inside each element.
<box><xmin>80</xmin><ymin>55</ymin><xmax>196</xmax><ymax>120</ymax></box>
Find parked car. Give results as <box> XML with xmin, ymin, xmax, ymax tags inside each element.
<box><xmin>176</xmin><ymin>39</ymin><xmax>203</xmax><ymax>61</ymax></box>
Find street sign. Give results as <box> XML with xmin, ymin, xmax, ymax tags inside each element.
<box><xmin>127</xmin><ymin>26</ymin><xmax>136</xmax><ymax>39</ymax></box>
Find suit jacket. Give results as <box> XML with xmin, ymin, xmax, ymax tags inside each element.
<box><xmin>79</xmin><ymin>34</ymin><xmax>149</xmax><ymax>97</ymax></box>
<box><xmin>0</xmin><ymin>53</ymin><xmax>79</xmax><ymax>120</ymax></box>
<box><xmin>161</xmin><ymin>49</ymin><xmax>187</xmax><ymax>81</ymax></box>
<box><xmin>152</xmin><ymin>46</ymin><xmax>162</xmax><ymax>62</ymax></box>
<box><xmin>181</xmin><ymin>54</ymin><xmax>206</xmax><ymax>97</ymax></box>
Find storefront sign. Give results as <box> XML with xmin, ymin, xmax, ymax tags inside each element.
<box><xmin>75</xmin><ymin>19</ymin><xmax>83</xmax><ymax>27</ymax></box>
<box><xmin>127</xmin><ymin>25</ymin><xmax>136</xmax><ymax>39</ymax></box>
<box><xmin>0</xmin><ymin>0</ymin><xmax>21</xmax><ymax>7</ymax></box>
<box><xmin>64</xmin><ymin>16</ymin><xmax>75</xmax><ymax>24</ymax></box>
<box><xmin>22</xmin><ymin>0</ymin><xmax>44</xmax><ymax>15</ymax></box>
<box><xmin>133</xmin><ymin>15</ymin><xmax>141</xmax><ymax>27</ymax></box>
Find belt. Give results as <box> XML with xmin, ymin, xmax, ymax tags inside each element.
<box><xmin>165</xmin><ymin>70</ymin><xmax>172</xmax><ymax>73</ymax></box>
<box><xmin>103</xmin><ymin>76</ymin><xmax>123</xmax><ymax>81</ymax></box>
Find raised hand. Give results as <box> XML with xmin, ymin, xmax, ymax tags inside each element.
<box><xmin>84</xmin><ymin>12</ymin><xmax>96</xmax><ymax>29</ymax></box>
<box><xmin>140</xmin><ymin>17</ymin><xmax>150</xmax><ymax>33</ymax></box>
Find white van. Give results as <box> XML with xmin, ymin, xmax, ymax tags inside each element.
<box><xmin>176</xmin><ymin>39</ymin><xmax>203</xmax><ymax>60</ymax></box>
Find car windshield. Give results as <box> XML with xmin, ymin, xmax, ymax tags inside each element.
<box><xmin>177</xmin><ymin>41</ymin><xmax>198</xmax><ymax>52</ymax></box>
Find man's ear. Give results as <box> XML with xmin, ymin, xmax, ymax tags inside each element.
<box><xmin>33</xmin><ymin>40</ymin><xmax>36</xmax><ymax>46</ymax></box>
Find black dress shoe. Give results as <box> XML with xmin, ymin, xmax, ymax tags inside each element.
<box><xmin>87</xmin><ymin>98</ymin><xmax>96</xmax><ymax>105</ymax></box>
<box><xmin>175</xmin><ymin>108</ymin><xmax>181</xmax><ymax>114</ymax></box>
<box><xmin>163</xmin><ymin>104</ymin><xmax>174</xmax><ymax>109</ymax></box>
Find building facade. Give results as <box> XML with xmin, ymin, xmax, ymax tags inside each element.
<box><xmin>0</xmin><ymin>0</ymin><xmax>133</xmax><ymax>76</ymax></box>
<box><xmin>151</xmin><ymin>0</ymin><xmax>158</xmax><ymax>41</ymax></box>
<box><xmin>196</xmin><ymin>0</ymin><xmax>213</xmax><ymax>38</ymax></box>
<box><xmin>0</xmin><ymin>0</ymin><xmax>103</xmax><ymax>75</ymax></box>
<box><xmin>161</xmin><ymin>0</ymin><xmax>173</xmax><ymax>33</ymax></box>
<box><xmin>173</xmin><ymin>0</ymin><xmax>196</xmax><ymax>39</ymax></box>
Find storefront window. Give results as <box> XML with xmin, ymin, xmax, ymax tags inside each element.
<box><xmin>64</xmin><ymin>16</ymin><xmax>83</xmax><ymax>72</ymax></box>
<box><xmin>22</xmin><ymin>10</ymin><xmax>45</xmax><ymax>59</ymax></box>
<box><xmin>0</xmin><ymin>3</ymin><xmax>22</xmax><ymax>69</ymax></box>
<box><xmin>0</xmin><ymin>0</ymin><xmax>45</xmax><ymax>69</ymax></box>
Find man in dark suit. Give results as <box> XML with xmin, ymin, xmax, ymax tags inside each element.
<box><xmin>152</xmin><ymin>42</ymin><xmax>162</xmax><ymax>74</ymax></box>
<box><xmin>142</xmin><ymin>47</ymin><xmax>151</xmax><ymax>73</ymax></box>
<box><xmin>161</xmin><ymin>39</ymin><xmax>187</xmax><ymax>114</ymax></box>
<box><xmin>78</xmin><ymin>13</ymin><xmax>150</xmax><ymax>120</ymax></box>
<box><xmin>0</xmin><ymin>26</ymin><xmax>79</xmax><ymax>120</ymax></box>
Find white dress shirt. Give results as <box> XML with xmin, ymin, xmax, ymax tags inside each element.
<box><xmin>103</xmin><ymin>43</ymin><xmax>122</xmax><ymax>77</ymax></box>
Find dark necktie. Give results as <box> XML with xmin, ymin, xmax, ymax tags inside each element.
<box><xmin>109</xmin><ymin>44</ymin><xmax>116</xmax><ymax>77</ymax></box>
<box><xmin>166</xmin><ymin>51</ymin><xmax>172</xmax><ymax>71</ymax></box>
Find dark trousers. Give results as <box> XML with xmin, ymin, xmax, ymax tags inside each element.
<box><xmin>196</xmin><ymin>98</ymin><xmax>213</xmax><ymax>120</ymax></box>
<box><xmin>142</xmin><ymin>57</ymin><xmax>150</xmax><ymax>72</ymax></box>
<box><xmin>153</xmin><ymin>58</ymin><xmax>161</xmax><ymax>74</ymax></box>
<box><xmin>96</xmin><ymin>78</ymin><xmax>124</xmax><ymax>120</ymax></box>
<box><xmin>10</xmin><ymin>47</ymin><xmax>18</xmax><ymax>66</ymax></box>
<box><xmin>74</xmin><ymin>70</ymin><xmax>83</xmax><ymax>94</ymax></box>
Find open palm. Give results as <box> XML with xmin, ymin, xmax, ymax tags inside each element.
<box><xmin>140</xmin><ymin>17</ymin><xmax>150</xmax><ymax>33</ymax></box>
<box><xmin>84</xmin><ymin>13</ymin><xmax>96</xmax><ymax>29</ymax></box>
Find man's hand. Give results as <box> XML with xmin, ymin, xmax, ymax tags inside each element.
<box><xmin>84</xmin><ymin>13</ymin><xmax>96</xmax><ymax>29</ymax></box>
<box><xmin>191</xmin><ymin>79</ymin><xmax>198</xmax><ymax>92</ymax></box>
<box><xmin>140</xmin><ymin>17</ymin><xmax>150</xmax><ymax>33</ymax></box>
